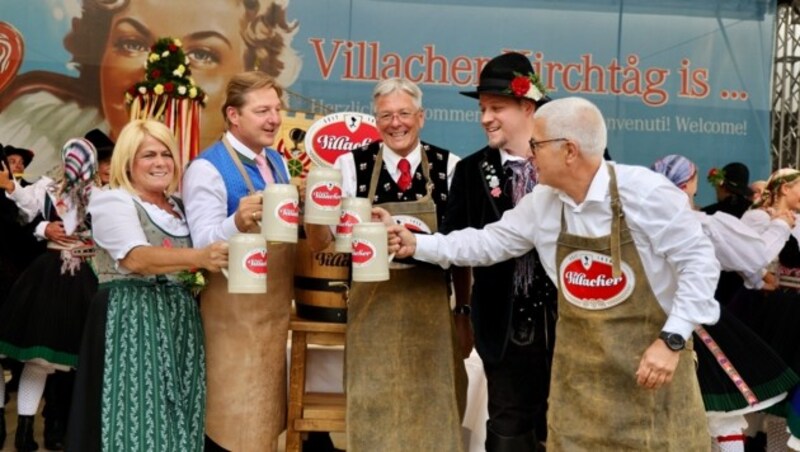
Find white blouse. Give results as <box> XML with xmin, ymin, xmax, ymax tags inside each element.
<box><xmin>696</xmin><ymin>210</ymin><xmax>790</xmax><ymax>289</ymax></box>
<box><xmin>89</xmin><ymin>189</ymin><xmax>189</xmax><ymax>267</ymax></box>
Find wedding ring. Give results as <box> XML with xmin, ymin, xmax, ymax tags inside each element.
<box><xmin>252</xmin><ymin>211</ymin><xmax>258</xmax><ymax>220</ymax></box>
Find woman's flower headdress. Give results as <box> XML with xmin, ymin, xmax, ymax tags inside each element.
<box><xmin>125</xmin><ymin>37</ymin><xmax>208</xmax><ymax>106</ymax></box>
<box><xmin>505</xmin><ymin>71</ymin><xmax>547</xmax><ymax>102</ymax></box>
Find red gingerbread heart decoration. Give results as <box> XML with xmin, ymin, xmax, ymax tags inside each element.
<box><xmin>0</xmin><ymin>22</ymin><xmax>24</xmax><ymax>95</ymax></box>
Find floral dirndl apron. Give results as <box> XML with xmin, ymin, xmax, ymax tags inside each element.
<box><xmin>548</xmin><ymin>164</ymin><xmax>707</xmax><ymax>451</ymax></box>
<box><xmin>345</xmin><ymin>147</ymin><xmax>467</xmax><ymax>452</ymax></box>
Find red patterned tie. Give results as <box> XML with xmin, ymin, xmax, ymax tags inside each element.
<box><xmin>397</xmin><ymin>158</ymin><xmax>412</xmax><ymax>191</ymax></box>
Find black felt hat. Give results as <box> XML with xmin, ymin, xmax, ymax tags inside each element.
<box><xmin>460</xmin><ymin>52</ymin><xmax>551</xmax><ymax>106</ymax></box>
<box><xmin>3</xmin><ymin>144</ymin><xmax>34</xmax><ymax>167</ymax></box>
<box><xmin>84</xmin><ymin>129</ymin><xmax>115</xmax><ymax>162</ymax></box>
<box><xmin>721</xmin><ymin>162</ymin><xmax>753</xmax><ymax>198</ymax></box>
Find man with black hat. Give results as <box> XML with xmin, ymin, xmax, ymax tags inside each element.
<box><xmin>702</xmin><ymin>162</ymin><xmax>754</xmax><ymax>308</ymax></box>
<box><xmin>442</xmin><ymin>52</ymin><xmax>556</xmax><ymax>452</ymax></box>
<box><xmin>0</xmin><ymin>144</ymin><xmax>43</xmax><ymax>449</ymax></box>
<box><xmin>84</xmin><ymin>129</ymin><xmax>115</xmax><ymax>186</ymax></box>
<box><xmin>703</xmin><ymin>161</ymin><xmax>754</xmax><ymax>218</ymax></box>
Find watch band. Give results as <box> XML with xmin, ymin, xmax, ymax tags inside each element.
<box><xmin>453</xmin><ymin>304</ymin><xmax>471</xmax><ymax>316</ymax></box>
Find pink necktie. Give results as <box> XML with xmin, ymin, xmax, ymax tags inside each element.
<box><xmin>397</xmin><ymin>158</ymin><xmax>412</xmax><ymax>191</ymax></box>
<box><xmin>254</xmin><ymin>153</ymin><xmax>275</xmax><ymax>184</ymax></box>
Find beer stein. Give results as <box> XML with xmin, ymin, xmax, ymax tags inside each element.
<box><xmin>261</xmin><ymin>184</ymin><xmax>299</xmax><ymax>243</ymax></box>
<box><xmin>304</xmin><ymin>166</ymin><xmax>343</xmax><ymax>225</ymax></box>
<box><xmin>334</xmin><ymin>197</ymin><xmax>372</xmax><ymax>252</ymax></box>
<box><xmin>351</xmin><ymin>222</ymin><xmax>390</xmax><ymax>282</ymax></box>
<box><xmin>222</xmin><ymin>233</ymin><xmax>268</xmax><ymax>293</ymax></box>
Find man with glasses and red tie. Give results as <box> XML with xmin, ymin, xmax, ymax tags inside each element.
<box><xmin>440</xmin><ymin>52</ymin><xmax>557</xmax><ymax>452</ymax></box>
<box><xmin>306</xmin><ymin>78</ymin><xmax>466</xmax><ymax>451</ymax></box>
<box><xmin>386</xmin><ymin>96</ymin><xmax>719</xmax><ymax>451</ymax></box>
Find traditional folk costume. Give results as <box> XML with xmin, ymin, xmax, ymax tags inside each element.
<box><xmin>182</xmin><ymin>132</ymin><xmax>294</xmax><ymax>451</ymax></box>
<box><xmin>442</xmin><ymin>146</ymin><xmax>556</xmax><ymax>450</ymax></box>
<box><xmin>415</xmin><ymin>162</ymin><xmax>719</xmax><ymax>451</ymax></box>
<box><xmin>652</xmin><ymin>155</ymin><xmax>800</xmax><ymax>451</ymax></box>
<box><xmin>738</xmin><ymin>206</ymin><xmax>800</xmax><ymax>450</ymax></box>
<box><xmin>67</xmin><ymin>189</ymin><xmax>205</xmax><ymax>452</ymax></box>
<box><xmin>335</xmin><ymin>141</ymin><xmax>467</xmax><ymax>451</ymax></box>
<box><xmin>0</xmin><ymin>138</ymin><xmax>98</xmax><ymax>450</ymax></box>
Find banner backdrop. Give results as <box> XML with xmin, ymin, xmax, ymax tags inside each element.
<box><xmin>0</xmin><ymin>0</ymin><xmax>776</xmax><ymax>206</ymax></box>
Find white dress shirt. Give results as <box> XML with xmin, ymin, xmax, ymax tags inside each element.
<box><xmin>415</xmin><ymin>162</ymin><xmax>721</xmax><ymax>339</ymax></box>
<box><xmin>89</xmin><ymin>189</ymin><xmax>189</xmax><ymax>272</ymax></box>
<box><xmin>182</xmin><ymin>132</ymin><xmax>290</xmax><ymax>248</ymax></box>
<box><xmin>333</xmin><ymin>141</ymin><xmax>460</xmax><ymax>197</ymax></box>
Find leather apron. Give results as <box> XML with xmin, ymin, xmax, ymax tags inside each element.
<box><xmin>202</xmin><ymin>138</ymin><xmax>296</xmax><ymax>451</ymax></box>
<box><xmin>548</xmin><ymin>164</ymin><xmax>707</xmax><ymax>451</ymax></box>
<box><xmin>345</xmin><ymin>147</ymin><xmax>467</xmax><ymax>452</ymax></box>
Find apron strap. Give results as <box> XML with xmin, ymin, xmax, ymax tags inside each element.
<box><xmin>367</xmin><ymin>144</ymin><xmax>435</xmax><ymax>202</ymax></box>
<box><xmin>222</xmin><ymin>136</ymin><xmax>257</xmax><ymax>195</ymax></box>
<box><xmin>558</xmin><ymin>163</ymin><xmax>623</xmax><ymax>278</ymax></box>
<box><xmin>607</xmin><ymin>163</ymin><xmax>622</xmax><ymax>278</ymax></box>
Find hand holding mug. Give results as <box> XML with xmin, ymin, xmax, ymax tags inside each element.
<box><xmin>234</xmin><ymin>193</ymin><xmax>264</xmax><ymax>232</ymax></box>
<box><xmin>201</xmin><ymin>241</ymin><xmax>229</xmax><ymax>273</ymax></box>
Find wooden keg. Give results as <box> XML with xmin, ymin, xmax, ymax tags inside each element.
<box><xmin>294</xmin><ymin>226</ymin><xmax>351</xmax><ymax>323</ymax></box>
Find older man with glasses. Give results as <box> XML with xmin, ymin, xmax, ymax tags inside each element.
<box><xmin>305</xmin><ymin>77</ymin><xmax>466</xmax><ymax>451</ymax></box>
<box><xmin>387</xmin><ymin>96</ymin><xmax>719</xmax><ymax>451</ymax></box>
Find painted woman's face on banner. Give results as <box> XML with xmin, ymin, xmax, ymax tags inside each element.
<box><xmin>100</xmin><ymin>0</ymin><xmax>247</xmax><ymax>144</ymax></box>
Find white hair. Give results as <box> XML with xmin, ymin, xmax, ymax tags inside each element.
<box><xmin>535</xmin><ymin>97</ymin><xmax>606</xmax><ymax>157</ymax></box>
<box><xmin>372</xmin><ymin>78</ymin><xmax>423</xmax><ymax>111</ymax></box>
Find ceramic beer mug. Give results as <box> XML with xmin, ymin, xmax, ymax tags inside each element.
<box><xmin>334</xmin><ymin>197</ymin><xmax>372</xmax><ymax>252</ymax></box>
<box><xmin>350</xmin><ymin>222</ymin><xmax>390</xmax><ymax>282</ymax></box>
<box><xmin>304</xmin><ymin>166</ymin><xmax>343</xmax><ymax>225</ymax></box>
<box><xmin>222</xmin><ymin>233</ymin><xmax>268</xmax><ymax>293</ymax></box>
<box><xmin>261</xmin><ymin>183</ymin><xmax>299</xmax><ymax>243</ymax></box>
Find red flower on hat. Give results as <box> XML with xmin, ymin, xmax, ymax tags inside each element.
<box><xmin>505</xmin><ymin>72</ymin><xmax>547</xmax><ymax>101</ymax></box>
<box><xmin>510</xmin><ymin>76</ymin><xmax>531</xmax><ymax>97</ymax></box>
<box><xmin>707</xmin><ymin>167</ymin><xmax>725</xmax><ymax>187</ymax></box>
<box><xmin>164</xmin><ymin>82</ymin><xmax>174</xmax><ymax>93</ymax></box>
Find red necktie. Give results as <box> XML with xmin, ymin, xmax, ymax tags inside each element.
<box><xmin>397</xmin><ymin>158</ymin><xmax>412</xmax><ymax>191</ymax></box>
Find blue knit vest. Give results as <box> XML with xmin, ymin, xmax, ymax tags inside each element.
<box><xmin>196</xmin><ymin>141</ymin><xmax>289</xmax><ymax>216</ymax></box>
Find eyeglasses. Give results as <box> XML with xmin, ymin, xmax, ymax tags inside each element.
<box><xmin>375</xmin><ymin>109</ymin><xmax>420</xmax><ymax>124</ymax></box>
<box><xmin>529</xmin><ymin>138</ymin><xmax>568</xmax><ymax>152</ymax></box>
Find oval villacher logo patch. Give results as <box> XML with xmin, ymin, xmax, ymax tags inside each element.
<box><xmin>559</xmin><ymin>251</ymin><xmax>635</xmax><ymax>310</ymax></box>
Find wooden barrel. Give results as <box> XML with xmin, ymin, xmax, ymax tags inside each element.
<box><xmin>294</xmin><ymin>227</ymin><xmax>351</xmax><ymax>323</ymax></box>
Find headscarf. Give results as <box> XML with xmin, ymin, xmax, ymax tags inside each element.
<box><xmin>55</xmin><ymin>138</ymin><xmax>97</xmax><ymax>274</ymax></box>
<box><xmin>651</xmin><ymin>154</ymin><xmax>697</xmax><ymax>188</ymax></box>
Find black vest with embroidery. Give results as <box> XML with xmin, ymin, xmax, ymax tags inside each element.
<box><xmin>351</xmin><ymin>141</ymin><xmax>450</xmax><ymax>225</ymax></box>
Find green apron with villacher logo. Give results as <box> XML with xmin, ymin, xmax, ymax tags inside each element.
<box><xmin>346</xmin><ymin>146</ymin><xmax>468</xmax><ymax>452</ymax></box>
<box><xmin>548</xmin><ymin>164</ymin><xmax>708</xmax><ymax>451</ymax></box>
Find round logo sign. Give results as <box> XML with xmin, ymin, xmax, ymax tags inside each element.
<box><xmin>242</xmin><ymin>248</ymin><xmax>268</xmax><ymax>279</ymax></box>
<box><xmin>559</xmin><ymin>251</ymin><xmax>635</xmax><ymax>310</ymax></box>
<box><xmin>0</xmin><ymin>22</ymin><xmax>24</xmax><ymax>94</ymax></box>
<box><xmin>310</xmin><ymin>182</ymin><xmax>343</xmax><ymax>209</ymax></box>
<box><xmin>392</xmin><ymin>215</ymin><xmax>431</xmax><ymax>234</ymax></box>
<box><xmin>304</xmin><ymin>112</ymin><xmax>381</xmax><ymax>167</ymax></box>
<box><xmin>274</xmin><ymin>199</ymin><xmax>299</xmax><ymax>226</ymax></box>
<box><xmin>351</xmin><ymin>239</ymin><xmax>376</xmax><ymax>267</ymax></box>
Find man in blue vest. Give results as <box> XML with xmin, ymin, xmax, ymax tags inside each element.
<box><xmin>183</xmin><ymin>71</ymin><xmax>294</xmax><ymax>452</ymax></box>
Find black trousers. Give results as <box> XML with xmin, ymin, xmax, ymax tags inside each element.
<box><xmin>482</xmin><ymin>329</ymin><xmax>553</xmax><ymax>441</ymax></box>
